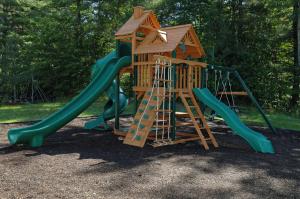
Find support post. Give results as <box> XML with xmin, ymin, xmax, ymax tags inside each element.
<box><xmin>233</xmin><ymin>71</ymin><xmax>277</xmax><ymax>134</ymax></box>
<box><xmin>200</xmin><ymin>68</ymin><xmax>207</xmax><ymax>113</ymax></box>
<box><xmin>133</xmin><ymin>55</ymin><xmax>138</xmax><ymax>114</ymax></box>
<box><xmin>114</xmin><ymin>73</ymin><xmax>120</xmax><ymax>130</ymax></box>
<box><xmin>171</xmin><ymin>51</ymin><xmax>177</xmax><ymax>140</ymax></box>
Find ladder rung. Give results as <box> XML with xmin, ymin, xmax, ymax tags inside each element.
<box><xmin>157</xmin><ymin>79</ymin><xmax>172</xmax><ymax>82</ymax></box>
<box><xmin>153</xmin><ymin>125</ymin><xmax>172</xmax><ymax>128</ymax></box>
<box><xmin>155</xmin><ymin>119</ymin><xmax>168</xmax><ymax>122</ymax></box>
<box><xmin>154</xmin><ymin>109</ymin><xmax>172</xmax><ymax>112</ymax></box>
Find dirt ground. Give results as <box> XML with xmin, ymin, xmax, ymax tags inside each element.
<box><xmin>0</xmin><ymin>117</ymin><xmax>299</xmax><ymax>199</ymax></box>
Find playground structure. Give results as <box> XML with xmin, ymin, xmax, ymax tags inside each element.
<box><xmin>7</xmin><ymin>7</ymin><xmax>275</xmax><ymax>153</ymax></box>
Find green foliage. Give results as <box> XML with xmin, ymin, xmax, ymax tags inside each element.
<box><xmin>0</xmin><ymin>0</ymin><xmax>145</xmax><ymax>102</ymax></box>
<box><xmin>0</xmin><ymin>0</ymin><xmax>299</xmax><ymax>111</ymax></box>
<box><xmin>151</xmin><ymin>0</ymin><xmax>298</xmax><ymax>111</ymax></box>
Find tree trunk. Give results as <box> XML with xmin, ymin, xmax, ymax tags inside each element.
<box><xmin>290</xmin><ymin>1</ymin><xmax>300</xmax><ymax>109</ymax></box>
<box><xmin>75</xmin><ymin>0</ymin><xmax>83</xmax><ymax>49</ymax></box>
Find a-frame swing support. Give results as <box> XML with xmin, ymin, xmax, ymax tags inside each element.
<box><xmin>203</xmin><ymin>64</ymin><xmax>277</xmax><ymax>135</ymax></box>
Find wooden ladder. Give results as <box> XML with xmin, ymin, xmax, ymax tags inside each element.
<box><xmin>179</xmin><ymin>90</ymin><xmax>219</xmax><ymax>150</ymax></box>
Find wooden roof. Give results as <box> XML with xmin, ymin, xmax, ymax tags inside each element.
<box><xmin>135</xmin><ymin>24</ymin><xmax>205</xmax><ymax>58</ymax></box>
<box><xmin>115</xmin><ymin>10</ymin><xmax>160</xmax><ymax>36</ymax></box>
<box><xmin>140</xmin><ymin>30</ymin><xmax>167</xmax><ymax>45</ymax></box>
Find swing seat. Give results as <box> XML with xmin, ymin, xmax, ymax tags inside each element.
<box><xmin>217</xmin><ymin>91</ymin><xmax>248</xmax><ymax>96</ymax></box>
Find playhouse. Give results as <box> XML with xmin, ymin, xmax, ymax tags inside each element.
<box><xmin>7</xmin><ymin>6</ymin><xmax>275</xmax><ymax>153</ymax></box>
<box><xmin>108</xmin><ymin>6</ymin><xmax>217</xmax><ymax>149</ymax></box>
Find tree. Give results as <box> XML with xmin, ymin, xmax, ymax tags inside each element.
<box><xmin>290</xmin><ymin>0</ymin><xmax>300</xmax><ymax>108</ymax></box>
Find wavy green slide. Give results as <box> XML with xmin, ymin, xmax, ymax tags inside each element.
<box><xmin>83</xmin><ymin>80</ymin><xmax>128</xmax><ymax>130</ymax></box>
<box><xmin>83</xmin><ymin>51</ymin><xmax>128</xmax><ymax>130</ymax></box>
<box><xmin>8</xmin><ymin>52</ymin><xmax>131</xmax><ymax>147</ymax></box>
<box><xmin>193</xmin><ymin>88</ymin><xmax>274</xmax><ymax>153</ymax></box>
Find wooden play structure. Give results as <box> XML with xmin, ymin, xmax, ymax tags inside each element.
<box><xmin>7</xmin><ymin>6</ymin><xmax>275</xmax><ymax>153</ymax></box>
<box><xmin>113</xmin><ymin>6</ymin><xmax>219</xmax><ymax>149</ymax></box>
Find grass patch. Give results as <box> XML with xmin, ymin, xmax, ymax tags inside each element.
<box><xmin>0</xmin><ymin>96</ymin><xmax>106</xmax><ymax>123</ymax></box>
<box><xmin>206</xmin><ymin>106</ymin><xmax>300</xmax><ymax>131</ymax></box>
<box><xmin>239</xmin><ymin>107</ymin><xmax>300</xmax><ymax>131</ymax></box>
<box><xmin>0</xmin><ymin>95</ymin><xmax>135</xmax><ymax>124</ymax></box>
<box><xmin>1</xmin><ymin>99</ymin><xmax>299</xmax><ymax>132</ymax></box>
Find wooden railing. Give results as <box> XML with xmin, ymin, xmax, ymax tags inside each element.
<box><xmin>134</xmin><ymin>55</ymin><xmax>206</xmax><ymax>91</ymax></box>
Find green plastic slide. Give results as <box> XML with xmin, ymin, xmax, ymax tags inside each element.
<box><xmin>193</xmin><ymin>88</ymin><xmax>274</xmax><ymax>153</ymax></box>
<box><xmin>83</xmin><ymin>80</ymin><xmax>128</xmax><ymax>130</ymax></box>
<box><xmin>84</xmin><ymin>51</ymin><xmax>128</xmax><ymax>130</ymax></box>
<box><xmin>7</xmin><ymin>53</ymin><xmax>131</xmax><ymax>147</ymax></box>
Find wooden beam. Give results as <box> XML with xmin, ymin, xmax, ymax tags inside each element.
<box><xmin>217</xmin><ymin>91</ymin><xmax>248</xmax><ymax>96</ymax></box>
<box><xmin>176</xmin><ymin>132</ymin><xmax>199</xmax><ymax>137</ymax></box>
<box><xmin>132</xmin><ymin>86</ymin><xmax>189</xmax><ymax>93</ymax></box>
<box><xmin>115</xmin><ymin>34</ymin><xmax>132</xmax><ymax>40</ymax></box>
<box><xmin>153</xmin><ymin>55</ymin><xmax>207</xmax><ymax>67</ymax></box>
<box><xmin>140</xmin><ymin>25</ymin><xmax>156</xmax><ymax>31</ymax></box>
<box><xmin>134</xmin><ymin>61</ymin><xmax>156</xmax><ymax>65</ymax></box>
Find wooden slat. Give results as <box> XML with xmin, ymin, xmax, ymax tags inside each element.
<box><xmin>175</xmin><ymin>132</ymin><xmax>199</xmax><ymax>137</ymax></box>
<box><xmin>217</xmin><ymin>92</ymin><xmax>248</xmax><ymax>96</ymax></box>
<box><xmin>134</xmin><ymin>61</ymin><xmax>156</xmax><ymax>65</ymax></box>
<box><xmin>173</xmin><ymin>137</ymin><xmax>201</xmax><ymax>144</ymax></box>
<box><xmin>153</xmin><ymin>55</ymin><xmax>207</xmax><ymax>67</ymax></box>
<box><xmin>188</xmin><ymin>65</ymin><xmax>192</xmax><ymax>89</ymax></box>
<box><xmin>183</xmin><ymin>66</ymin><xmax>186</xmax><ymax>89</ymax></box>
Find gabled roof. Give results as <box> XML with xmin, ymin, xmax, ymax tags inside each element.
<box><xmin>135</xmin><ymin>24</ymin><xmax>205</xmax><ymax>58</ymax></box>
<box><xmin>141</xmin><ymin>30</ymin><xmax>167</xmax><ymax>45</ymax></box>
<box><xmin>115</xmin><ymin>10</ymin><xmax>160</xmax><ymax>36</ymax></box>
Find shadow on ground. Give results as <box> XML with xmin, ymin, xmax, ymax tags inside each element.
<box><xmin>0</xmin><ymin>117</ymin><xmax>299</xmax><ymax>198</ymax></box>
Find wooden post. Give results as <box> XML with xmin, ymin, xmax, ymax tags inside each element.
<box><xmin>171</xmin><ymin>51</ymin><xmax>177</xmax><ymax>140</ymax></box>
<box><xmin>133</xmin><ymin>55</ymin><xmax>138</xmax><ymax>114</ymax></box>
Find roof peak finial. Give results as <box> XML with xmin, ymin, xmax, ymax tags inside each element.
<box><xmin>133</xmin><ymin>6</ymin><xmax>144</xmax><ymax>19</ymax></box>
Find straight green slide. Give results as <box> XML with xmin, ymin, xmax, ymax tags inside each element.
<box><xmin>193</xmin><ymin>88</ymin><xmax>274</xmax><ymax>153</ymax></box>
<box><xmin>7</xmin><ymin>52</ymin><xmax>131</xmax><ymax>147</ymax></box>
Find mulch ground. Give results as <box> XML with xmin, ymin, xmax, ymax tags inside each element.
<box><xmin>0</xmin><ymin>117</ymin><xmax>299</xmax><ymax>199</ymax></box>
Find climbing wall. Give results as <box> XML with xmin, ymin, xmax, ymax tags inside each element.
<box><xmin>124</xmin><ymin>88</ymin><xmax>164</xmax><ymax>147</ymax></box>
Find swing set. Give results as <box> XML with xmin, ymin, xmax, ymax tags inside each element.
<box><xmin>202</xmin><ymin>64</ymin><xmax>276</xmax><ymax>134</ymax></box>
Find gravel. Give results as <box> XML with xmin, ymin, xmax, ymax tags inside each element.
<box><xmin>0</xmin><ymin>117</ymin><xmax>299</xmax><ymax>199</ymax></box>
